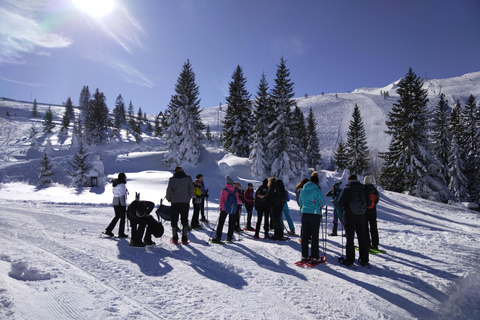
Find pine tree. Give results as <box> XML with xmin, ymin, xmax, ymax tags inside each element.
<box><xmin>154</xmin><ymin>112</ymin><xmax>162</xmax><ymax>137</ymax></box>
<box><xmin>61</xmin><ymin>97</ymin><xmax>74</xmax><ymax>133</ymax></box>
<box><xmin>379</xmin><ymin>68</ymin><xmax>448</xmax><ymax>201</ymax></box>
<box><xmin>249</xmin><ymin>72</ymin><xmax>271</xmax><ymax>177</ymax></box>
<box><xmin>306</xmin><ymin>107</ymin><xmax>321</xmax><ymax>169</ymax></box>
<box><xmin>31</xmin><ymin>99</ymin><xmax>39</xmax><ymax>118</ymax></box>
<box><xmin>268</xmin><ymin>57</ymin><xmax>304</xmax><ymax>183</ymax></box>
<box><xmin>461</xmin><ymin>94</ymin><xmax>479</xmax><ymax>202</ymax></box>
<box><xmin>291</xmin><ymin>106</ymin><xmax>308</xmax><ymax>150</ymax></box>
<box><xmin>431</xmin><ymin>93</ymin><xmax>451</xmax><ymax>184</ymax></box>
<box><xmin>68</xmin><ymin>141</ymin><xmax>92</xmax><ymax>187</ymax></box>
<box><xmin>346</xmin><ymin>104</ymin><xmax>369</xmax><ymax>175</ymax></box>
<box><xmin>333</xmin><ymin>138</ymin><xmax>348</xmax><ymax>171</ymax></box>
<box><xmin>163</xmin><ymin>59</ymin><xmax>205</xmax><ymax>167</ymax></box>
<box><xmin>85</xmin><ymin>88</ymin><xmax>109</xmax><ymax>144</ymax></box>
<box><xmin>42</xmin><ymin>106</ymin><xmax>55</xmax><ymax>133</ymax></box>
<box><xmin>222</xmin><ymin>65</ymin><xmax>253</xmax><ymax>157</ymax></box>
<box><xmin>205</xmin><ymin>125</ymin><xmax>212</xmax><ymax>141</ymax></box>
<box><xmin>113</xmin><ymin>94</ymin><xmax>126</xmax><ymax>131</ymax></box>
<box><xmin>78</xmin><ymin>85</ymin><xmax>91</xmax><ymax>124</ymax></box>
<box><xmin>37</xmin><ymin>153</ymin><xmax>54</xmax><ymax>187</ymax></box>
<box><xmin>448</xmin><ymin>101</ymin><xmax>469</xmax><ymax>200</ymax></box>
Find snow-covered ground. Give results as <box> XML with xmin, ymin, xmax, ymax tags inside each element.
<box><xmin>1</xmin><ymin>71</ymin><xmax>479</xmax><ymax>319</ymax></box>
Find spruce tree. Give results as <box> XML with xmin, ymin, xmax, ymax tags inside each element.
<box><xmin>306</xmin><ymin>107</ymin><xmax>321</xmax><ymax>170</ymax></box>
<box><xmin>461</xmin><ymin>95</ymin><xmax>479</xmax><ymax>202</ymax></box>
<box><xmin>379</xmin><ymin>68</ymin><xmax>448</xmax><ymax>200</ymax></box>
<box><xmin>85</xmin><ymin>88</ymin><xmax>109</xmax><ymax>144</ymax></box>
<box><xmin>333</xmin><ymin>138</ymin><xmax>348</xmax><ymax>171</ymax></box>
<box><xmin>346</xmin><ymin>104</ymin><xmax>369</xmax><ymax>175</ymax></box>
<box><xmin>163</xmin><ymin>59</ymin><xmax>204</xmax><ymax>167</ymax></box>
<box><xmin>113</xmin><ymin>94</ymin><xmax>126</xmax><ymax>132</ymax></box>
<box><xmin>291</xmin><ymin>106</ymin><xmax>308</xmax><ymax>150</ymax></box>
<box><xmin>31</xmin><ymin>98</ymin><xmax>39</xmax><ymax>118</ymax></box>
<box><xmin>205</xmin><ymin>125</ymin><xmax>212</xmax><ymax>141</ymax></box>
<box><xmin>68</xmin><ymin>141</ymin><xmax>92</xmax><ymax>187</ymax></box>
<box><xmin>249</xmin><ymin>72</ymin><xmax>271</xmax><ymax>177</ymax></box>
<box><xmin>42</xmin><ymin>106</ymin><xmax>55</xmax><ymax>133</ymax></box>
<box><xmin>37</xmin><ymin>153</ymin><xmax>54</xmax><ymax>187</ymax></box>
<box><xmin>78</xmin><ymin>85</ymin><xmax>90</xmax><ymax>124</ymax></box>
<box><xmin>448</xmin><ymin>101</ymin><xmax>469</xmax><ymax>200</ymax></box>
<box><xmin>431</xmin><ymin>93</ymin><xmax>451</xmax><ymax>184</ymax></box>
<box><xmin>268</xmin><ymin>57</ymin><xmax>304</xmax><ymax>183</ymax></box>
<box><xmin>154</xmin><ymin>112</ymin><xmax>163</xmax><ymax>137</ymax></box>
<box><xmin>222</xmin><ymin>65</ymin><xmax>253</xmax><ymax>157</ymax></box>
<box><xmin>61</xmin><ymin>97</ymin><xmax>74</xmax><ymax>133</ymax></box>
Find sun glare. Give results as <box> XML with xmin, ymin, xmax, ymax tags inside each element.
<box><xmin>73</xmin><ymin>0</ymin><xmax>115</xmax><ymax>18</ymax></box>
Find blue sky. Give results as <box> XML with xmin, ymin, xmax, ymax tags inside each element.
<box><xmin>1</xmin><ymin>0</ymin><xmax>479</xmax><ymax>115</ymax></box>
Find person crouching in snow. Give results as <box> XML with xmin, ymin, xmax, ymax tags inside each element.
<box><xmin>127</xmin><ymin>200</ymin><xmax>156</xmax><ymax>247</ymax></box>
<box><xmin>299</xmin><ymin>174</ymin><xmax>326</xmax><ymax>263</ymax></box>
<box><xmin>212</xmin><ymin>175</ymin><xmax>240</xmax><ymax>243</ymax></box>
<box><xmin>325</xmin><ymin>181</ymin><xmax>344</xmax><ymax>236</ymax></box>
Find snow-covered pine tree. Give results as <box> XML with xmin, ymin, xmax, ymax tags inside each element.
<box><xmin>163</xmin><ymin>59</ymin><xmax>204</xmax><ymax>167</ymax></box>
<box><xmin>448</xmin><ymin>100</ymin><xmax>469</xmax><ymax>200</ymax></box>
<box><xmin>60</xmin><ymin>98</ymin><xmax>73</xmax><ymax>133</ymax></box>
<box><xmin>154</xmin><ymin>112</ymin><xmax>162</xmax><ymax>137</ymax></box>
<box><xmin>205</xmin><ymin>125</ymin><xmax>212</xmax><ymax>141</ymax></box>
<box><xmin>346</xmin><ymin>104</ymin><xmax>369</xmax><ymax>175</ymax></box>
<box><xmin>267</xmin><ymin>57</ymin><xmax>304</xmax><ymax>183</ymax></box>
<box><xmin>31</xmin><ymin>98</ymin><xmax>39</xmax><ymax>118</ymax></box>
<box><xmin>431</xmin><ymin>93</ymin><xmax>451</xmax><ymax>184</ymax></box>
<box><xmin>78</xmin><ymin>85</ymin><xmax>90</xmax><ymax>124</ymax></box>
<box><xmin>291</xmin><ymin>106</ymin><xmax>308</xmax><ymax>150</ymax></box>
<box><xmin>333</xmin><ymin>138</ymin><xmax>348</xmax><ymax>171</ymax></box>
<box><xmin>461</xmin><ymin>94</ymin><xmax>479</xmax><ymax>202</ymax></box>
<box><xmin>306</xmin><ymin>107</ymin><xmax>321</xmax><ymax>170</ymax></box>
<box><xmin>249</xmin><ymin>72</ymin><xmax>271</xmax><ymax>177</ymax></box>
<box><xmin>37</xmin><ymin>153</ymin><xmax>54</xmax><ymax>187</ymax></box>
<box><xmin>222</xmin><ymin>65</ymin><xmax>253</xmax><ymax>157</ymax></box>
<box><xmin>68</xmin><ymin>141</ymin><xmax>92</xmax><ymax>187</ymax></box>
<box><xmin>42</xmin><ymin>106</ymin><xmax>55</xmax><ymax>133</ymax></box>
<box><xmin>113</xmin><ymin>94</ymin><xmax>126</xmax><ymax>133</ymax></box>
<box><xmin>85</xmin><ymin>88</ymin><xmax>109</xmax><ymax>145</ymax></box>
<box><xmin>379</xmin><ymin>68</ymin><xmax>449</xmax><ymax>201</ymax></box>
<box><xmin>127</xmin><ymin>100</ymin><xmax>135</xmax><ymax>134</ymax></box>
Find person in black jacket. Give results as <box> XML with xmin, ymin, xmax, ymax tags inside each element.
<box><xmin>127</xmin><ymin>200</ymin><xmax>156</xmax><ymax>247</ymax></box>
<box><xmin>264</xmin><ymin>177</ymin><xmax>287</xmax><ymax>241</ymax></box>
<box><xmin>364</xmin><ymin>175</ymin><xmax>380</xmax><ymax>250</ymax></box>
<box><xmin>338</xmin><ymin>174</ymin><xmax>371</xmax><ymax>267</ymax></box>
<box><xmin>253</xmin><ymin>179</ymin><xmax>270</xmax><ymax>239</ymax></box>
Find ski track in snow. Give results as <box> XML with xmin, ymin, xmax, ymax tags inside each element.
<box><xmin>0</xmin><ymin>195</ymin><xmax>479</xmax><ymax>320</ymax></box>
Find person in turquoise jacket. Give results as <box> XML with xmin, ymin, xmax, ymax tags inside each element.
<box><xmin>299</xmin><ymin>174</ymin><xmax>326</xmax><ymax>263</ymax></box>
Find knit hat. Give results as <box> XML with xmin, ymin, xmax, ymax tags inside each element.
<box><xmin>196</xmin><ymin>174</ymin><xmax>203</xmax><ymax>179</ymax></box>
<box><xmin>248</xmin><ymin>182</ymin><xmax>253</xmax><ymax>187</ymax></box>
<box><xmin>364</xmin><ymin>175</ymin><xmax>374</xmax><ymax>185</ymax></box>
<box><xmin>226</xmin><ymin>175</ymin><xmax>234</xmax><ymax>185</ymax></box>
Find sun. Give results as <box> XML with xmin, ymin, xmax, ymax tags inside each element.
<box><xmin>72</xmin><ymin>0</ymin><xmax>115</xmax><ymax>18</ymax></box>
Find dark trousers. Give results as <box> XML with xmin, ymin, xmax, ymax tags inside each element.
<box><xmin>301</xmin><ymin>213</ymin><xmax>321</xmax><ymax>259</ymax></box>
<box><xmin>234</xmin><ymin>205</ymin><xmax>242</xmax><ymax>229</ymax></box>
<box><xmin>200</xmin><ymin>198</ymin><xmax>206</xmax><ymax>220</ymax></box>
<box><xmin>245</xmin><ymin>203</ymin><xmax>254</xmax><ymax>228</ymax></box>
<box><xmin>191</xmin><ymin>202</ymin><xmax>201</xmax><ymax>227</ymax></box>
<box><xmin>131</xmin><ymin>215</ymin><xmax>156</xmax><ymax>244</ymax></box>
<box><xmin>365</xmin><ymin>211</ymin><xmax>379</xmax><ymax>247</ymax></box>
<box><xmin>171</xmin><ymin>203</ymin><xmax>189</xmax><ymax>241</ymax></box>
<box><xmin>254</xmin><ymin>206</ymin><xmax>270</xmax><ymax>236</ymax></box>
<box><xmin>345</xmin><ymin>214</ymin><xmax>369</xmax><ymax>264</ymax></box>
<box><xmin>216</xmin><ymin>211</ymin><xmax>235</xmax><ymax>240</ymax></box>
<box><xmin>271</xmin><ymin>204</ymin><xmax>284</xmax><ymax>239</ymax></box>
<box><xmin>106</xmin><ymin>205</ymin><xmax>126</xmax><ymax>235</ymax></box>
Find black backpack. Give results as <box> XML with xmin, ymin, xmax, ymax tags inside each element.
<box><xmin>349</xmin><ymin>186</ymin><xmax>366</xmax><ymax>215</ymax></box>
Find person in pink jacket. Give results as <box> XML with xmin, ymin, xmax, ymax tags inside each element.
<box><xmin>212</xmin><ymin>175</ymin><xmax>240</xmax><ymax>243</ymax></box>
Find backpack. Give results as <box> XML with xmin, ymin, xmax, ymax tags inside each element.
<box><xmin>224</xmin><ymin>187</ymin><xmax>238</xmax><ymax>214</ymax></box>
<box><xmin>366</xmin><ymin>192</ymin><xmax>376</xmax><ymax>209</ymax></box>
<box><xmin>349</xmin><ymin>187</ymin><xmax>366</xmax><ymax>215</ymax></box>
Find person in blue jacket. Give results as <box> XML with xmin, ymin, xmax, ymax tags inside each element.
<box><xmin>325</xmin><ymin>181</ymin><xmax>344</xmax><ymax>236</ymax></box>
<box><xmin>299</xmin><ymin>174</ymin><xmax>326</xmax><ymax>263</ymax></box>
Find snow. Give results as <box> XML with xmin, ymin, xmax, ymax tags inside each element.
<box><xmin>1</xmin><ymin>72</ymin><xmax>480</xmax><ymax>319</ymax></box>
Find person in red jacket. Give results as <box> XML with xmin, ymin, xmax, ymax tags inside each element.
<box><xmin>212</xmin><ymin>175</ymin><xmax>240</xmax><ymax>243</ymax></box>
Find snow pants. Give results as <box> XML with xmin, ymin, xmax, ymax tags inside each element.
<box><xmin>245</xmin><ymin>203</ymin><xmax>254</xmax><ymax>229</ymax></box>
<box><xmin>345</xmin><ymin>214</ymin><xmax>369</xmax><ymax>264</ymax></box>
<box><xmin>281</xmin><ymin>202</ymin><xmax>295</xmax><ymax>231</ymax></box>
<box><xmin>301</xmin><ymin>213</ymin><xmax>321</xmax><ymax>259</ymax></box>
<box><xmin>365</xmin><ymin>210</ymin><xmax>379</xmax><ymax>248</ymax></box>
<box><xmin>170</xmin><ymin>202</ymin><xmax>189</xmax><ymax>241</ymax></box>
<box><xmin>216</xmin><ymin>210</ymin><xmax>235</xmax><ymax>241</ymax></box>
<box><xmin>106</xmin><ymin>205</ymin><xmax>126</xmax><ymax>235</ymax></box>
<box><xmin>254</xmin><ymin>206</ymin><xmax>270</xmax><ymax>237</ymax></box>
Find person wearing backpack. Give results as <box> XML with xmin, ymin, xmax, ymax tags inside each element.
<box><xmin>265</xmin><ymin>177</ymin><xmax>288</xmax><ymax>241</ymax></box>
<box><xmin>104</xmin><ymin>172</ymin><xmax>129</xmax><ymax>238</ymax></box>
<box><xmin>325</xmin><ymin>181</ymin><xmax>344</xmax><ymax>236</ymax></box>
<box><xmin>212</xmin><ymin>175</ymin><xmax>240</xmax><ymax>243</ymax></box>
<box><xmin>364</xmin><ymin>175</ymin><xmax>380</xmax><ymax>250</ymax></box>
<box><xmin>165</xmin><ymin>167</ymin><xmax>195</xmax><ymax>245</ymax></box>
<box><xmin>253</xmin><ymin>179</ymin><xmax>270</xmax><ymax>239</ymax></box>
<box><xmin>298</xmin><ymin>174</ymin><xmax>326</xmax><ymax>263</ymax></box>
<box><xmin>338</xmin><ymin>174</ymin><xmax>372</xmax><ymax>267</ymax></box>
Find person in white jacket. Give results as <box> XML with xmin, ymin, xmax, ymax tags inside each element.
<box><xmin>104</xmin><ymin>172</ymin><xmax>129</xmax><ymax>238</ymax></box>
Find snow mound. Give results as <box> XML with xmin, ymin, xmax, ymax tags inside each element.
<box><xmin>8</xmin><ymin>260</ymin><xmax>57</xmax><ymax>281</ymax></box>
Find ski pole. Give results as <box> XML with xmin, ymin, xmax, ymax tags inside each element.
<box><xmin>324</xmin><ymin>206</ymin><xmax>328</xmax><ymax>259</ymax></box>
<box><xmin>207</xmin><ymin>212</ymin><xmax>220</xmax><ymax>244</ymax></box>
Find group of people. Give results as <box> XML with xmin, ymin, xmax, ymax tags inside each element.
<box><xmin>103</xmin><ymin>168</ymin><xmax>380</xmax><ymax>268</ymax></box>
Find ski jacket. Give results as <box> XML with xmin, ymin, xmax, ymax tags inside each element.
<box><xmin>166</xmin><ymin>171</ymin><xmax>194</xmax><ymax>204</ymax></box>
<box><xmin>127</xmin><ymin>200</ymin><xmax>154</xmax><ymax>221</ymax></box>
<box><xmin>243</xmin><ymin>188</ymin><xmax>254</xmax><ymax>205</ymax></box>
<box><xmin>325</xmin><ymin>182</ymin><xmax>342</xmax><ymax>207</ymax></box>
<box><xmin>112</xmin><ymin>179</ymin><xmax>127</xmax><ymax>206</ymax></box>
<box><xmin>219</xmin><ymin>184</ymin><xmax>240</xmax><ymax>212</ymax></box>
<box><xmin>299</xmin><ymin>182</ymin><xmax>325</xmax><ymax>215</ymax></box>
<box><xmin>255</xmin><ymin>184</ymin><xmax>269</xmax><ymax>209</ymax></box>
<box><xmin>193</xmin><ymin>185</ymin><xmax>203</xmax><ymax>204</ymax></box>
<box><xmin>265</xmin><ymin>179</ymin><xmax>287</xmax><ymax>207</ymax></box>
<box><xmin>338</xmin><ymin>180</ymin><xmax>371</xmax><ymax>217</ymax></box>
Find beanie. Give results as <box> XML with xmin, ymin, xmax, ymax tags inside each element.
<box><xmin>364</xmin><ymin>175</ymin><xmax>374</xmax><ymax>185</ymax></box>
<box><xmin>226</xmin><ymin>175</ymin><xmax>234</xmax><ymax>185</ymax></box>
